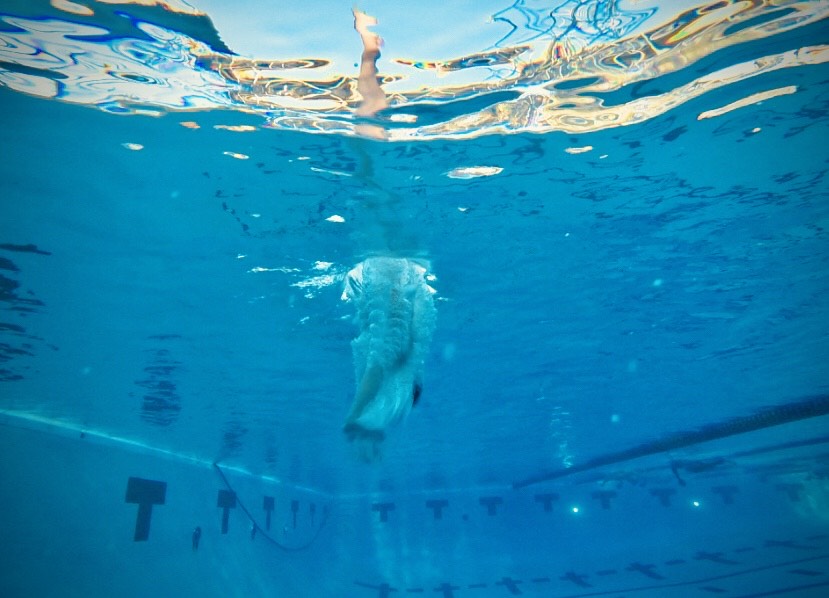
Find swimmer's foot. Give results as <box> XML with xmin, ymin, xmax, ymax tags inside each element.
<box><xmin>353</xmin><ymin>9</ymin><xmax>383</xmax><ymax>53</ymax></box>
<box><xmin>343</xmin><ymin>421</ymin><xmax>385</xmax><ymax>462</ymax></box>
<box><xmin>343</xmin><ymin>421</ymin><xmax>385</xmax><ymax>443</ymax></box>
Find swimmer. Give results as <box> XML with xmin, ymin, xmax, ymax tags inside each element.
<box><xmin>342</xmin><ymin>257</ymin><xmax>436</xmax><ymax>460</ymax></box>
<box><xmin>191</xmin><ymin>526</ymin><xmax>201</xmax><ymax>551</ymax></box>
<box><xmin>342</xmin><ymin>13</ymin><xmax>436</xmax><ymax>460</ymax></box>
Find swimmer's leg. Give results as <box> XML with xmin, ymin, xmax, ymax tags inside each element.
<box><xmin>352</xmin><ymin>9</ymin><xmax>386</xmax><ymax>117</ymax></box>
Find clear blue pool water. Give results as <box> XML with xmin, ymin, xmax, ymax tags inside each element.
<box><xmin>1</xmin><ymin>1</ymin><xmax>828</xmax><ymax>596</ymax></box>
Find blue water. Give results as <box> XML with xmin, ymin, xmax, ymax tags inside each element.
<box><xmin>1</xmin><ymin>1</ymin><xmax>829</xmax><ymax>596</ymax></box>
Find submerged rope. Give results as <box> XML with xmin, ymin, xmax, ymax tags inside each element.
<box><xmin>213</xmin><ymin>463</ymin><xmax>329</xmax><ymax>552</ymax></box>
<box><xmin>514</xmin><ymin>394</ymin><xmax>829</xmax><ymax>489</ymax></box>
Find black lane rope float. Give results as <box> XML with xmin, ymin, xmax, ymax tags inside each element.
<box><xmin>213</xmin><ymin>463</ymin><xmax>329</xmax><ymax>552</ymax></box>
<box><xmin>514</xmin><ymin>394</ymin><xmax>829</xmax><ymax>489</ymax></box>
<box><xmin>730</xmin><ymin>433</ymin><xmax>829</xmax><ymax>459</ymax></box>
<box><xmin>609</xmin><ymin>433</ymin><xmax>829</xmax><ymax>486</ymax></box>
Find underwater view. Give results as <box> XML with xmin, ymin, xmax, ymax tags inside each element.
<box><xmin>1</xmin><ymin>0</ymin><xmax>828</xmax><ymax>595</ymax></box>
